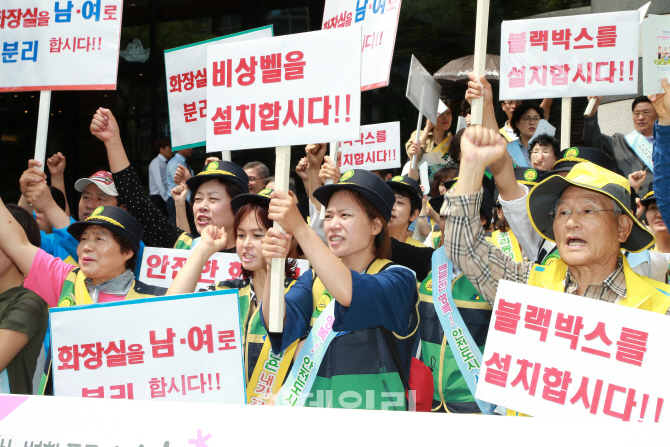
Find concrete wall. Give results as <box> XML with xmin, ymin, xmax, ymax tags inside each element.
<box><xmin>598</xmin><ymin>99</ymin><xmax>635</xmax><ymax>137</ymax></box>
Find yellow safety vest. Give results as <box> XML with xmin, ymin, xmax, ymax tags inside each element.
<box><xmin>57</xmin><ymin>268</ymin><xmax>162</xmax><ymax>307</ymax></box>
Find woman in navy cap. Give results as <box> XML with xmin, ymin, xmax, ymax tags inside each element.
<box><xmin>260</xmin><ymin>169</ymin><xmax>418</xmax><ymax>410</ymax></box>
<box><xmin>0</xmin><ymin>200</ymin><xmax>166</xmax><ymax>308</ymax></box>
<box><xmin>168</xmin><ymin>189</ymin><xmax>301</xmax><ymax>404</ymax></box>
<box><xmin>90</xmin><ymin>108</ymin><xmax>249</xmax><ymax>253</ymax></box>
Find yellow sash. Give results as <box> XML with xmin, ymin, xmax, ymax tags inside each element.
<box><xmin>432</xmin><ymin>133</ymin><xmax>453</xmax><ymax>159</ymax></box>
<box><xmin>246</xmin><ymin>338</ymin><xmax>299</xmax><ymax>405</ymax></box>
<box><xmin>491</xmin><ymin>230</ymin><xmax>523</xmax><ymax>262</ymax></box>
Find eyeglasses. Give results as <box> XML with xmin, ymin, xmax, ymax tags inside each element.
<box><xmin>531</xmin><ymin>147</ymin><xmax>553</xmax><ymax>155</ymax></box>
<box><xmin>503</xmin><ymin>101</ymin><xmax>522</xmax><ymax>106</ymax></box>
<box><xmin>248</xmin><ymin>177</ymin><xmax>266</xmax><ymax>182</ymax></box>
<box><xmin>549</xmin><ymin>206</ymin><xmax>618</xmax><ymax>223</ymax></box>
<box><xmin>633</xmin><ymin>111</ymin><xmax>654</xmax><ymax>117</ymax></box>
<box><xmin>521</xmin><ymin>116</ymin><xmax>541</xmax><ymax>123</ymax></box>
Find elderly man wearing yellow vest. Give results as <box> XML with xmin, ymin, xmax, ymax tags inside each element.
<box><xmin>441</xmin><ymin>125</ymin><xmax>670</xmax><ymax>329</ymax></box>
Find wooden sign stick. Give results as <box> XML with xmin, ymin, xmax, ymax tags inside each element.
<box><xmin>268</xmin><ymin>145</ymin><xmax>291</xmax><ymax>333</ymax></box>
<box><xmin>470</xmin><ymin>0</ymin><xmax>491</xmax><ymax>126</ymax></box>
<box><xmin>34</xmin><ymin>90</ymin><xmax>52</xmax><ymax>170</ymax></box>
<box><xmin>561</xmin><ymin>98</ymin><xmax>572</xmax><ymax>149</ymax></box>
<box><xmin>584</xmin><ymin>97</ymin><xmax>596</xmax><ymax>116</ymax></box>
<box><xmin>320</xmin><ymin>141</ymin><xmax>340</xmax><ymax>219</ymax></box>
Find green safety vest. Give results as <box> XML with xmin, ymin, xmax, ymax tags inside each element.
<box><xmin>418</xmin><ymin>271</ymin><xmax>492</xmax><ymax>413</ymax></box>
<box><xmin>215</xmin><ymin>276</ymin><xmax>296</xmax><ymax>385</ymax></box>
<box><xmin>174</xmin><ymin>232</ymin><xmax>196</xmax><ymax>250</ymax></box>
<box><xmin>304</xmin><ymin>259</ymin><xmax>419</xmax><ymax>410</ymax></box>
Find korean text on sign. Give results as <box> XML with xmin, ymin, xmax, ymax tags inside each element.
<box><xmin>164</xmin><ymin>26</ymin><xmax>273</xmax><ymax>151</ymax></box>
<box><xmin>206</xmin><ymin>27</ymin><xmax>362</xmax><ymax>151</ymax></box>
<box><xmin>0</xmin><ymin>0</ymin><xmax>123</xmax><ymax>91</ymax></box>
<box><xmin>338</xmin><ymin>121</ymin><xmax>401</xmax><ymax>172</ymax></box>
<box><xmin>500</xmin><ymin>10</ymin><xmax>639</xmax><ymax>100</ymax></box>
<box><xmin>476</xmin><ymin>280</ymin><xmax>670</xmax><ymax>423</ymax></box>
<box><xmin>321</xmin><ymin>0</ymin><xmax>402</xmax><ymax>91</ymax></box>
<box><xmin>50</xmin><ymin>289</ymin><xmax>246</xmax><ymax>404</ymax></box>
<box><xmin>138</xmin><ymin>246</ymin><xmax>309</xmax><ymax>290</ymax></box>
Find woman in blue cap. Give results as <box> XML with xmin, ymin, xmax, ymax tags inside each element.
<box><xmin>90</xmin><ymin>108</ymin><xmax>249</xmax><ymax>252</ymax></box>
<box><xmin>260</xmin><ymin>169</ymin><xmax>418</xmax><ymax>410</ymax></box>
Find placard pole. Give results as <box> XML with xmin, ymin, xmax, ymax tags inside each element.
<box><xmin>584</xmin><ymin>98</ymin><xmax>596</xmax><ymax>117</ymax></box>
<box><xmin>320</xmin><ymin>141</ymin><xmax>340</xmax><ymax>219</ymax></box>
<box><xmin>221</xmin><ymin>151</ymin><xmax>232</xmax><ymax>162</ymax></box>
<box><xmin>34</xmin><ymin>90</ymin><xmax>52</xmax><ymax>170</ymax></box>
<box><xmin>411</xmin><ymin>86</ymin><xmax>425</xmax><ymax>170</ymax></box>
<box><xmin>561</xmin><ymin>97</ymin><xmax>572</xmax><ymax>149</ymax></box>
<box><xmin>268</xmin><ymin>145</ymin><xmax>291</xmax><ymax>333</ymax></box>
<box><xmin>471</xmin><ymin>0</ymin><xmax>490</xmax><ymax>125</ymax></box>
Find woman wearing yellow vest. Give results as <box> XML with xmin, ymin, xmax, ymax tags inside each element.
<box><xmin>0</xmin><ymin>201</ymin><xmax>166</xmax><ymax>308</ymax></box>
<box><xmin>406</xmin><ymin>101</ymin><xmax>454</xmax><ymax>178</ymax></box>
<box><xmin>168</xmin><ymin>189</ymin><xmax>300</xmax><ymax>404</ymax></box>
<box><xmin>260</xmin><ymin>170</ymin><xmax>419</xmax><ymax>410</ymax></box>
<box><xmin>90</xmin><ymin>108</ymin><xmax>249</xmax><ymax>252</ymax></box>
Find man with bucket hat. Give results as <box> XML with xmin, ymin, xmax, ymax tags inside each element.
<box><xmin>441</xmin><ymin>125</ymin><xmax>670</xmax><ymax>316</ymax></box>
<box><xmin>494</xmin><ymin>144</ymin><xmax>668</xmax><ymax>281</ymax></box>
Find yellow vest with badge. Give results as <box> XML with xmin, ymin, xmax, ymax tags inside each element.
<box><xmin>57</xmin><ymin>268</ymin><xmax>163</xmax><ymax>307</ymax></box>
<box><xmin>528</xmin><ymin>256</ymin><xmax>670</xmax><ymax>313</ymax></box>
<box><xmin>506</xmin><ymin>255</ymin><xmax>670</xmax><ymax>417</ymax></box>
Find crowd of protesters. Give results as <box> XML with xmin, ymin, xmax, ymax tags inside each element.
<box><xmin>1</xmin><ymin>65</ymin><xmax>669</xmax><ymax>412</ymax></box>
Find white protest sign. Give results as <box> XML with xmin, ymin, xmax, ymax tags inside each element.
<box><xmin>0</xmin><ymin>0</ymin><xmax>123</xmax><ymax>91</ymax></box>
<box><xmin>3</xmin><ymin>394</ymin><xmax>667</xmax><ymax>446</ymax></box>
<box><xmin>527</xmin><ymin>119</ymin><xmax>556</xmax><ymax>147</ymax></box>
<box><xmin>500</xmin><ymin>11</ymin><xmax>639</xmax><ymax>100</ymax></box>
<box><xmin>206</xmin><ymin>27</ymin><xmax>362</xmax><ymax>152</ymax></box>
<box><xmin>338</xmin><ymin>122</ymin><xmax>401</xmax><ymax>171</ymax></box>
<box><xmin>138</xmin><ymin>246</ymin><xmax>310</xmax><ymax>290</ymax></box>
<box><xmin>322</xmin><ymin>0</ymin><xmax>401</xmax><ymax>91</ymax></box>
<box><xmin>476</xmin><ymin>280</ymin><xmax>670</xmax><ymax>423</ymax></box>
<box><xmin>164</xmin><ymin>26</ymin><xmax>273</xmax><ymax>151</ymax></box>
<box><xmin>50</xmin><ymin>289</ymin><xmax>246</xmax><ymax>404</ymax></box>
<box><xmin>642</xmin><ymin>15</ymin><xmax>670</xmax><ymax>96</ymax></box>
<box><xmin>406</xmin><ymin>54</ymin><xmax>441</xmax><ymax>124</ymax></box>
<box><xmin>402</xmin><ymin>153</ymin><xmax>440</xmax><ymax>196</ymax></box>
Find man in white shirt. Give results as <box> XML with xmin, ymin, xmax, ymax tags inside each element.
<box><xmin>148</xmin><ymin>138</ymin><xmax>173</xmax><ymax>216</ymax></box>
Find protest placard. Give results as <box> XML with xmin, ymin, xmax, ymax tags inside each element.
<box><xmin>205</xmin><ymin>27</ymin><xmax>362</xmax><ymax>151</ymax></box>
<box><xmin>164</xmin><ymin>26</ymin><xmax>273</xmax><ymax>151</ymax></box>
<box><xmin>4</xmin><ymin>392</ymin><xmax>670</xmax><ymax>444</ymax></box>
<box><xmin>500</xmin><ymin>11</ymin><xmax>639</xmax><ymax>100</ymax></box>
<box><xmin>0</xmin><ymin>0</ymin><xmax>124</xmax><ymax>92</ymax></box>
<box><xmin>405</xmin><ymin>55</ymin><xmax>441</xmax><ymax>169</ymax></box>
<box><xmin>476</xmin><ymin>280</ymin><xmax>670</xmax><ymax>423</ymax></box>
<box><xmin>138</xmin><ymin>246</ymin><xmax>310</xmax><ymax>290</ymax></box>
<box><xmin>642</xmin><ymin>15</ymin><xmax>670</xmax><ymax>96</ymax></box>
<box><xmin>50</xmin><ymin>289</ymin><xmax>246</xmax><ymax>404</ymax></box>
<box><xmin>406</xmin><ymin>55</ymin><xmax>441</xmax><ymax>125</ymax></box>
<box><xmin>338</xmin><ymin>122</ymin><xmax>400</xmax><ymax>172</ymax></box>
<box><xmin>3</xmin><ymin>393</ymin><xmax>667</xmax><ymax>445</ymax></box>
<box><xmin>322</xmin><ymin>0</ymin><xmax>401</xmax><ymax>91</ymax></box>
